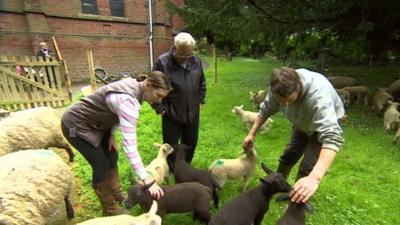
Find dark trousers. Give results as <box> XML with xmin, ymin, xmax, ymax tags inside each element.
<box><xmin>279</xmin><ymin>126</ymin><xmax>322</xmax><ymax>179</ymax></box>
<box><xmin>61</xmin><ymin>122</ymin><xmax>118</xmax><ymax>184</ymax></box>
<box><xmin>162</xmin><ymin>115</ymin><xmax>199</xmax><ymax>171</ymax></box>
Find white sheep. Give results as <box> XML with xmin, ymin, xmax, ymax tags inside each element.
<box><xmin>77</xmin><ymin>201</ymin><xmax>161</xmax><ymax>225</ymax></box>
<box><xmin>327</xmin><ymin>76</ymin><xmax>357</xmax><ymax>89</ymax></box>
<box><xmin>145</xmin><ymin>143</ymin><xmax>174</xmax><ymax>184</ymax></box>
<box><xmin>336</xmin><ymin>88</ymin><xmax>350</xmax><ymax>108</ymax></box>
<box><xmin>383</xmin><ymin>101</ymin><xmax>400</xmax><ymax>132</ymax></box>
<box><xmin>231</xmin><ymin>105</ymin><xmax>273</xmax><ymax>133</ymax></box>
<box><xmin>249</xmin><ymin>90</ymin><xmax>267</xmax><ymax>109</ymax></box>
<box><xmin>373</xmin><ymin>88</ymin><xmax>393</xmax><ymax>114</ymax></box>
<box><xmin>0</xmin><ymin>107</ymin><xmax>74</xmax><ymax>162</ymax></box>
<box><xmin>0</xmin><ymin>149</ymin><xmax>74</xmax><ymax>225</ymax></box>
<box><xmin>209</xmin><ymin>145</ymin><xmax>257</xmax><ymax>191</ymax></box>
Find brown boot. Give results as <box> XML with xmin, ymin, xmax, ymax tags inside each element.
<box><xmin>93</xmin><ymin>179</ymin><xmax>126</xmax><ymax>216</ymax></box>
<box><xmin>108</xmin><ymin>168</ymin><xmax>126</xmax><ymax>203</ymax></box>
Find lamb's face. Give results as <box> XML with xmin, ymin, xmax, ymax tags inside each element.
<box><xmin>125</xmin><ymin>184</ymin><xmax>145</xmax><ymax>209</ymax></box>
<box><xmin>261</xmin><ymin>173</ymin><xmax>291</xmax><ymax>193</ymax></box>
<box><xmin>161</xmin><ymin>143</ymin><xmax>174</xmax><ymax>155</ymax></box>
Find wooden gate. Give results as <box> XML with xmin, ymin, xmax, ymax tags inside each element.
<box><xmin>0</xmin><ymin>55</ymin><xmax>72</xmax><ymax>111</ymax></box>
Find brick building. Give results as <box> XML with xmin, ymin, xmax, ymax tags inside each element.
<box><xmin>0</xmin><ymin>0</ymin><xmax>184</xmax><ymax>82</ymax></box>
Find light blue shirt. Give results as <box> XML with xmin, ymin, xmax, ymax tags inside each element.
<box><xmin>259</xmin><ymin>69</ymin><xmax>345</xmax><ymax>151</ymax></box>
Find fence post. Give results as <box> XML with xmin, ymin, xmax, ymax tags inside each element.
<box><xmin>211</xmin><ymin>44</ymin><xmax>217</xmax><ymax>83</ymax></box>
<box><xmin>87</xmin><ymin>50</ymin><xmax>96</xmax><ymax>92</ymax></box>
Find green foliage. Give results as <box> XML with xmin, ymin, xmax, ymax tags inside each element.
<box><xmin>72</xmin><ymin>57</ymin><xmax>400</xmax><ymax>224</ymax></box>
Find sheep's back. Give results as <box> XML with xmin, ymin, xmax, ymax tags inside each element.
<box><xmin>0</xmin><ymin>149</ymin><xmax>73</xmax><ymax>225</ymax></box>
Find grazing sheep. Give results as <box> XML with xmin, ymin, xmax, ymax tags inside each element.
<box><xmin>77</xmin><ymin>201</ymin><xmax>161</xmax><ymax>225</ymax></box>
<box><xmin>0</xmin><ymin>107</ymin><xmax>74</xmax><ymax>162</ymax></box>
<box><xmin>276</xmin><ymin>201</ymin><xmax>313</xmax><ymax>225</ymax></box>
<box><xmin>208</xmin><ymin>163</ymin><xmax>291</xmax><ymax>225</ymax></box>
<box><xmin>0</xmin><ymin>149</ymin><xmax>74</xmax><ymax>225</ymax></box>
<box><xmin>336</xmin><ymin>88</ymin><xmax>350</xmax><ymax>108</ymax></box>
<box><xmin>231</xmin><ymin>105</ymin><xmax>273</xmax><ymax>133</ymax></box>
<box><xmin>327</xmin><ymin>76</ymin><xmax>357</xmax><ymax>89</ymax></box>
<box><xmin>125</xmin><ymin>181</ymin><xmax>212</xmax><ymax>224</ymax></box>
<box><xmin>388</xmin><ymin>78</ymin><xmax>400</xmax><ymax>102</ymax></box>
<box><xmin>209</xmin><ymin>146</ymin><xmax>257</xmax><ymax>191</ymax></box>
<box><xmin>383</xmin><ymin>101</ymin><xmax>400</xmax><ymax>132</ymax></box>
<box><xmin>342</xmin><ymin>86</ymin><xmax>371</xmax><ymax>106</ymax></box>
<box><xmin>174</xmin><ymin>144</ymin><xmax>220</xmax><ymax>208</ymax></box>
<box><xmin>372</xmin><ymin>88</ymin><xmax>393</xmax><ymax>114</ymax></box>
<box><xmin>250</xmin><ymin>90</ymin><xmax>267</xmax><ymax>109</ymax></box>
<box><xmin>145</xmin><ymin>143</ymin><xmax>174</xmax><ymax>184</ymax></box>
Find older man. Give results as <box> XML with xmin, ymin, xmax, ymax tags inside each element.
<box><xmin>36</xmin><ymin>42</ymin><xmax>55</xmax><ymax>59</ymax></box>
<box><xmin>153</xmin><ymin>32</ymin><xmax>206</xmax><ymax>171</ymax></box>
<box><xmin>243</xmin><ymin>67</ymin><xmax>345</xmax><ymax>204</ymax></box>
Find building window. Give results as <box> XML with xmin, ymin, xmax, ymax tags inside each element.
<box><xmin>110</xmin><ymin>0</ymin><xmax>124</xmax><ymax>17</ymax></box>
<box><xmin>81</xmin><ymin>0</ymin><xmax>98</xmax><ymax>15</ymax></box>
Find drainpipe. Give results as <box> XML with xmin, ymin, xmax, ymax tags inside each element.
<box><xmin>147</xmin><ymin>0</ymin><xmax>154</xmax><ymax>70</ymax></box>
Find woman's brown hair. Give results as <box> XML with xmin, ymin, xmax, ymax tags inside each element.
<box><xmin>146</xmin><ymin>71</ymin><xmax>172</xmax><ymax>91</ymax></box>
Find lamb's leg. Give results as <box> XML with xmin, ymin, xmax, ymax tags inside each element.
<box><xmin>393</xmin><ymin>127</ymin><xmax>400</xmax><ymax>144</ymax></box>
<box><xmin>242</xmin><ymin>175</ymin><xmax>249</xmax><ymax>192</ymax></box>
<box><xmin>195</xmin><ymin>209</ymin><xmax>211</xmax><ymax>224</ymax></box>
<box><xmin>64</xmin><ymin>196</ymin><xmax>74</xmax><ymax>219</ymax></box>
<box><xmin>253</xmin><ymin>213</ymin><xmax>265</xmax><ymax>225</ymax></box>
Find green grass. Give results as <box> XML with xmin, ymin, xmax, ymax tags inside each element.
<box><xmin>71</xmin><ymin>57</ymin><xmax>400</xmax><ymax>224</ymax></box>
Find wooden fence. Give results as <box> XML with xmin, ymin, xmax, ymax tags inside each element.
<box><xmin>0</xmin><ymin>55</ymin><xmax>72</xmax><ymax>111</ymax></box>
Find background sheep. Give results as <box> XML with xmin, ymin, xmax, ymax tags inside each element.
<box><xmin>250</xmin><ymin>90</ymin><xmax>267</xmax><ymax>109</ymax></box>
<box><xmin>0</xmin><ymin>149</ymin><xmax>74</xmax><ymax>225</ymax></box>
<box><xmin>174</xmin><ymin>144</ymin><xmax>220</xmax><ymax>208</ymax></box>
<box><xmin>372</xmin><ymin>88</ymin><xmax>393</xmax><ymax>114</ymax></box>
<box><xmin>0</xmin><ymin>107</ymin><xmax>74</xmax><ymax>162</ymax></box>
<box><xmin>77</xmin><ymin>201</ymin><xmax>161</xmax><ymax>225</ymax></box>
<box><xmin>342</xmin><ymin>86</ymin><xmax>371</xmax><ymax>106</ymax></box>
<box><xmin>209</xmin><ymin>145</ymin><xmax>257</xmax><ymax>191</ymax></box>
<box><xmin>145</xmin><ymin>143</ymin><xmax>174</xmax><ymax>184</ymax></box>
<box><xmin>336</xmin><ymin>88</ymin><xmax>350</xmax><ymax>108</ymax></box>
<box><xmin>208</xmin><ymin>163</ymin><xmax>291</xmax><ymax>225</ymax></box>
<box><xmin>125</xmin><ymin>181</ymin><xmax>212</xmax><ymax>224</ymax></box>
<box><xmin>383</xmin><ymin>101</ymin><xmax>400</xmax><ymax>132</ymax></box>
<box><xmin>231</xmin><ymin>105</ymin><xmax>273</xmax><ymax>133</ymax></box>
<box><xmin>327</xmin><ymin>76</ymin><xmax>357</xmax><ymax>89</ymax></box>
<box><xmin>387</xmin><ymin>78</ymin><xmax>400</xmax><ymax>102</ymax></box>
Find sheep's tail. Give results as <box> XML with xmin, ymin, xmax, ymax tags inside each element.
<box><xmin>64</xmin><ymin>196</ymin><xmax>74</xmax><ymax>219</ymax></box>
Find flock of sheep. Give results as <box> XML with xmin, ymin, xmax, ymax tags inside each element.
<box><xmin>1</xmin><ymin>73</ymin><xmax>398</xmax><ymax>225</ymax></box>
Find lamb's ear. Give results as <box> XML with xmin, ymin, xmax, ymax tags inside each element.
<box><xmin>143</xmin><ymin>180</ymin><xmax>156</xmax><ymax>191</ymax></box>
<box><xmin>250</xmin><ymin>91</ymin><xmax>254</xmax><ymax>95</ymax></box>
<box><xmin>388</xmin><ymin>100</ymin><xmax>393</xmax><ymax>105</ymax></box>
<box><xmin>259</xmin><ymin>177</ymin><xmax>271</xmax><ymax>185</ymax></box>
<box><xmin>305</xmin><ymin>202</ymin><xmax>314</xmax><ymax>214</ymax></box>
<box><xmin>239</xmin><ymin>105</ymin><xmax>244</xmax><ymax>108</ymax></box>
<box><xmin>153</xmin><ymin>143</ymin><xmax>162</xmax><ymax>148</ymax></box>
<box><xmin>149</xmin><ymin>200</ymin><xmax>158</xmax><ymax>214</ymax></box>
<box><xmin>261</xmin><ymin>162</ymin><xmax>274</xmax><ymax>174</ymax></box>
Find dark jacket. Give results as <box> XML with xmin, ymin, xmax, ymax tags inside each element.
<box><xmin>153</xmin><ymin>49</ymin><xmax>206</xmax><ymax>124</ymax></box>
<box><xmin>62</xmin><ymin>78</ymin><xmax>144</xmax><ymax>147</ymax></box>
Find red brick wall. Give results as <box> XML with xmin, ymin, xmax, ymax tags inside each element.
<box><xmin>0</xmin><ymin>0</ymin><xmax>184</xmax><ymax>82</ymax></box>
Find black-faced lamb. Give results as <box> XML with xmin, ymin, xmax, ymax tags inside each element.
<box><xmin>0</xmin><ymin>149</ymin><xmax>74</xmax><ymax>225</ymax></box>
<box><xmin>232</xmin><ymin>105</ymin><xmax>273</xmax><ymax>133</ymax></box>
<box><xmin>383</xmin><ymin>101</ymin><xmax>400</xmax><ymax>132</ymax></box>
<box><xmin>327</xmin><ymin>76</ymin><xmax>357</xmax><ymax>89</ymax></box>
<box><xmin>209</xmin><ymin>145</ymin><xmax>257</xmax><ymax>191</ymax></box>
<box><xmin>0</xmin><ymin>107</ymin><xmax>74</xmax><ymax>161</ymax></box>
<box><xmin>208</xmin><ymin>163</ymin><xmax>291</xmax><ymax>225</ymax></box>
<box><xmin>174</xmin><ymin>144</ymin><xmax>220</xmax><ymax>208</ymax></box>
<box><xmin>77</xmin><ymin>200</ymin><xmax>161</xmax><ymax>225</ymax></box>
<box><xmin>125</xmin><ymin>181</ymin><xmax>212</xmax><ymax>224</ymax></box>
<box><xmin>145</xmin><ymin>143</ymin><xmax>174</xmax><ymax>184</ymax></box>
<box><xmin>250</xmin><ymin>90</ymin><xmax>267</xmax><ymax>109</ymax></box>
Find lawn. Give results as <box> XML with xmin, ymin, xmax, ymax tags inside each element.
<box><xmin>71</xmin><ymin>56</ymin><xmax>400</xmax><ymax>225</ymax></box>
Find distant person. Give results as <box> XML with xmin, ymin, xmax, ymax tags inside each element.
<box><xmin>36</xmin><ymin>42</ymin><xmax>55</xmax><ymax>59</ymax></box>
<box><xmin>152</xmin><ymin>32</ymin><xmax>207</xmax><ymax>171</ymax></box>
<box><xmin>243</xmin><ymin>67</ymin><xmax>345</xmax><ymax>206</ymax></box>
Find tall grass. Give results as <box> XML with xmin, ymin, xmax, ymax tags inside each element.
<box><xmin>72</xmin><ymin>57</ymin><xmax>400</xmax><ymax>224</ymax></box>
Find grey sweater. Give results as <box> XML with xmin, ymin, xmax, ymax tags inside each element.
<box><xmin>259</xmin><ymin>69</ymin><xmax>345</xmax><ymax>151</ymax></box>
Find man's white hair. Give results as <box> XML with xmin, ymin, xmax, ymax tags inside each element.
<box><xmin>40</xmin><ymin>42</ymin><xmax>47</xmax><ymax>46</ymax></box>
<box><xmin>174</xmin><ymin>32</ymin><xmax>196</xmax><ymax>48</ymax></box>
